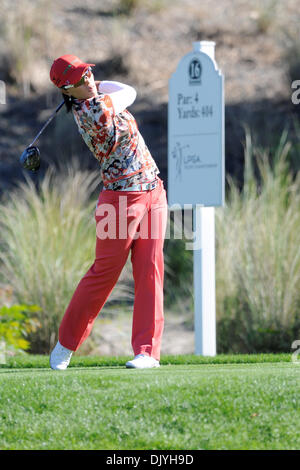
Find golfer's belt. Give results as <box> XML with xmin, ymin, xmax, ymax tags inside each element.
<box><xmin>104</xmin><ymin>179</ymin><xmax>159</xmax><ymax>192</ymax></box>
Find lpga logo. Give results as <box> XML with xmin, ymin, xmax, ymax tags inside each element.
<box><xmin>0</xmin><ymin>80</ymin><xmax>6</xmax><ymax>105</ymax></box>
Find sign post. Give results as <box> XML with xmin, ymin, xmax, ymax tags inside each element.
<box><xmin>168</xmin><ymin>41</ymin><xmax>224</xmax><ymax>356</ymax></box>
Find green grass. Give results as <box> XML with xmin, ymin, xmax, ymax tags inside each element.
<box><xmin>0</xmin><ymin>352</ymin><xmax>292</xmax><ymax>369</ymax></box>
<box><xmin>0</xmin><ymin>354</ymin><xmax>299</xmax><ymax>450</ymax></box>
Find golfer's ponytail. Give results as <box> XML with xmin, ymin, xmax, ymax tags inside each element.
<box><xmin>62</xmin><ymin>93</ymin><xmax>75</xmax><ymax>113</ymax></box>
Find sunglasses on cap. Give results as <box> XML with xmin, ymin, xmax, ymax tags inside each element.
<box><xmin>60</xmin><ymin>67</ymin><xmax>92</xmax><ymax>91</ymax></box>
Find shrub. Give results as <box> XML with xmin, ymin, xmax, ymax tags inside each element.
<box><xmin>163</xmin><ymin>213</ymin><xmax>193</xmax><ymax>309</ymax></box>
<box><xmin>163</xmin><ymin>126</ymin><xmax>300</xmax><ymax>352</ymax></box>
<box><xmin>164</xmin><ymin>236</ymin><xmax>193</xmax><ymax>309</ymax></box>
<box><xmin>215</xmin><ymin>127</ymin><xmax>300</xmax><ymax>352</ymax></box>
<box><xmin>0</xmin><ymin>164</ymin><xmax>101</xmax><ymax>353</ymax></box>
<box><xmin>116</xmin><ymin>0</ymin><xmax>169</xmax><ymax>16</ymax></box>
<box><xmin>117</xmin><ymin>0</ymin><xmax>141</xmax><ymax>15</ymax></box>
<box><xmin>0</xmin><ymin>163</ymin><xmax>136</xmax><ymax>353</ymax></box>
<box><xmin>0</xmin><ymin>304</ymin><xmax>41</xmax><ymax>353</ymax></box>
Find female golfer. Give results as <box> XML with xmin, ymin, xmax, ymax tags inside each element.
<box><xmin>49</xmin><ymin>55</ymin><xmax>168</xmax><ymax>369</ymax></box>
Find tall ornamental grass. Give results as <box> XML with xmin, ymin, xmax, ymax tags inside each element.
<box><xmin>215</xmin><ymin>127</ymin><xmax>300</xmax><ymax>352</ymax></box>
<box><xmin>0</xmin><ymin>165</ymin><xmax>118</xmax><ymax>353</ymax></box>
<box><xmin>1</xmin><ymin>127</ymin><xmax>299</xmax><ymax>354</ymax></box>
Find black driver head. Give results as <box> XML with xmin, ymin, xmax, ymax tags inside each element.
<box><xmin>20</xmin><ymin>146</ymin><xmax>41</xmax><ymax>172</ymax></box>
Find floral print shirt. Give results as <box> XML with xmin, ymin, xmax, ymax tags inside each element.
<box><xmin>72</xmin><ymin>93</ymin><xmax>160</xmax><ymax>190</ymax></box>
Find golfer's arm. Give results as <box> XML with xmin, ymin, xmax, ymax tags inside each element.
<box><xmin>95</xmin><ymin>80</ymin><xmax>137</xmax><ymax>114</ymax></box>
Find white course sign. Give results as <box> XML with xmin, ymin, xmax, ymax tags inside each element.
<box><xmin>168</xmin><ymin>41</ymin><xmax>225</xmax><ymax>356</ymax></box>
<box><xmin>168</xmin><ymin>41</ymin><xmax>224</xmax><ymax>207</ymax></box>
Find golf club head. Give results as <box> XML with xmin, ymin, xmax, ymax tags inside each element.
<box><xmin>20</xmin><ymin>146</ymin><xmax>41</xmax><ymax>172</ymax></box>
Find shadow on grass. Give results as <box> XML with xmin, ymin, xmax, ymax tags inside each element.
<box><xmin>0</xmin><ymin>365</ymin><xmax>127</xmax><ymax>374</ymax></box>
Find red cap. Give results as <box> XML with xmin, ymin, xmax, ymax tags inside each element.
<box><xmin>50</xmin><ymin>54</ymin><xmax>95</xmax><ymax>88</ymax></box>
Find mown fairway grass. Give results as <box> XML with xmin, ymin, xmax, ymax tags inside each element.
<box><xmin>0</xmin><ymin>354</ymin><xmax>299</xmax><ymax>450</ymax></box>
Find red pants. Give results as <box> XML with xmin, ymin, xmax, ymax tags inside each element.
<box><xmin>59</xmin><ymin>178</ymin><xmax>168</xmax><ymax>360</ymax></box>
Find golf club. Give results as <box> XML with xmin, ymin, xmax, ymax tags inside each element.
<box><xmin>20</xmin><ymin>99</ymin><xmax>65</xmax><ymax>172</ymax></box>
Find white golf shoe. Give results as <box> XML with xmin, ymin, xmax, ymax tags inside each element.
<box><xmin>126</xmin><ymin>354</ymin><xmax>160</xmax><ymax>369</ymax></box>
<box><xmin>50</xmin><ymin>340</ymin><xmax>73</xmax><ymax>370</ymax></box>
